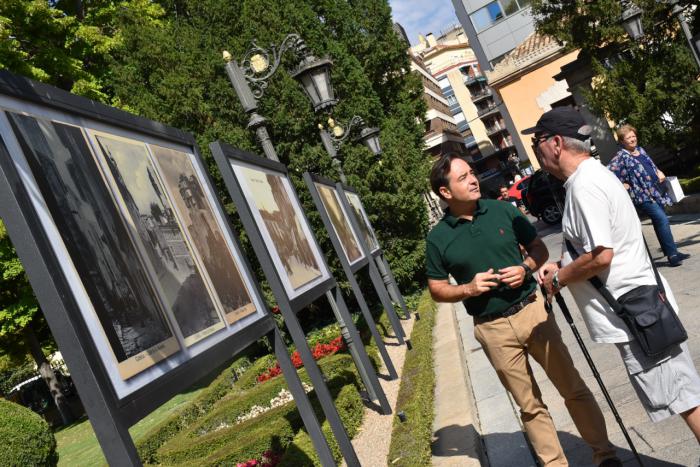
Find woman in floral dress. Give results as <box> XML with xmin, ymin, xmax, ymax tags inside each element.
<box><xmin>607</xmin><ymin>125</ymin><xmax>689</xmax><ymax>267</ymax></box>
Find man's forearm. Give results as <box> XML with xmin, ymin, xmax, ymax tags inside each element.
<box><xmin>429</xmin><ymin>282</ymin><xmax>467</xmax><ymax>303</ymax></box>
<box><xmin>524</xmin><ymin>238</ymin><xmax>549</xmax><ymax>271</ymax></box>
<box><xmin>558</xmin><ymin>248</ymin><xmax>611</xmax><ymax>286</ymax></box>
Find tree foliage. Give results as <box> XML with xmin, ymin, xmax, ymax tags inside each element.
<box><xmin>107</xmin><ymin>0</ymin><xmax>429</xmax><ymax>289</ymax></box>
<box><xmin>530</xmin><ymin>0</ymin><xmax>700</xmax><ymax>151</ymax></box>
<box><xmin>0</xmin><ymin>0</ymin><xmax>428</xmax><ymax>364</ymax></box>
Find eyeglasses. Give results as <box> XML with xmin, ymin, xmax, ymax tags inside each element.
<box><xmin>531</xmin><ymin>134</ymin><xmax>552</xmax><ymax>149</ymax></box>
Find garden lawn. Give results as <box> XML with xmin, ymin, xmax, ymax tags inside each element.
<box><xmin>55</xmin><ymin>386</ymin><xmax>206</xmax><ymax>466</ymax></box>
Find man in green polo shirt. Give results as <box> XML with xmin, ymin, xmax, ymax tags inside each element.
<box><xmin>426</xmin><ymin>153</ymin><xmax>619</xmax><ymax>467</ymax></box>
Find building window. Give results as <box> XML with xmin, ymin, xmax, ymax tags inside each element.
<box><xmin>470</xmin><ymin>2</ymin><xmax>504</xmax><ymax>32</ymax></box>
<box><xmin>470</xmin><ymin>0</ymin><xmax>531</xmax><ymax>32</ymax></box>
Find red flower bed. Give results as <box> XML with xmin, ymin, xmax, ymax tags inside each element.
<box><xmin>237</xmin><ymin>450</ymin><xmax>281</xmax><ymax>467</ymax></box>
<box><xmin>256</xmin><ymin>336</ymin><xmax>346</xmax><ymax>383</ymax></box>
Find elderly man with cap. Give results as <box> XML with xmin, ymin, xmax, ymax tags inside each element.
<box><xmin>425</xmin><ymin>148</ymin><xmax>619</xmax><ymax>466</ymax></box>
<box><xmin>531</xmin><ymin>107</ymin><xmax>700</xmax><ymax>443</ymax></box>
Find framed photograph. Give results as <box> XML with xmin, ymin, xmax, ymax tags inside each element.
<box><xmin>305</xmin><ymin>175</ymin><xmax>364</xmax><ymax>267</ymax></box>
<box><xmin>231</xmin><ymin>161</ymin><xmax>330</xmax><ymax>299</ymax></box>
<box><xmin>5</xmin><ymin>112</ymin><xmax>180</xmax><ymax>381</ymax></box>
<box><xmin>90</xmin><ymin>132</ymin><xmax>226</xmax><ymax>348</ymax></box>
<box><xmin>0</xmin><ymin>77</ymin><xmax>268</xmax><ymax>404</ymax></box>
<box><xmin>342</xmin><ymin>189</ymin><xmax>381</xmax><ymax>254</ymax></box>
<box><xmin>149</xmin><ymin>144</ymin><xmax>257</xmax><ymax>325</ymax></box>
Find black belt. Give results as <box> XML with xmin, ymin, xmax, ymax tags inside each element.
<box><xmin>474</xmin><ymin>293</ymin><xmax>537</xmax><ymax>324</ymax></box>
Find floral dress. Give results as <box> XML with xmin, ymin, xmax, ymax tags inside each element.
<box><xmin>606</xmin><ymin>147</ymin><xmax>672</xmax><ymax>207</ymax></box>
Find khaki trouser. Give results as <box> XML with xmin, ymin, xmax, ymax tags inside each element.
<box><xmin>474</xmin><ymin>294</ymin><xmax>616</xmax><ymax>466</ymax></box>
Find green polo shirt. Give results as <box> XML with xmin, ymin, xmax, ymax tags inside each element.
<box><xmin>426</xmin><ymin>199</ymin><xmax>538</xmax><ymax>318</ymax></box>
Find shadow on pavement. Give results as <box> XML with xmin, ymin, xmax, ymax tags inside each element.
<box><xmin>437</xmin><ymin>428</ymin><xmax>688</xmax><ymax>466</ymax></box>
<box><xmin>431</xmin><ymin>423</ymin><xmax>481</xmax><ymax>458</ymax></box>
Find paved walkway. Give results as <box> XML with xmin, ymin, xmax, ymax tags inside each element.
<box><xmin>432</xmin><ymin>212</ymin><xmax>700</xmax><ymax>466</ymax></box>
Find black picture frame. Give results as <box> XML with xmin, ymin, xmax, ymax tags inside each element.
<box><xmin>0</xmin><ymin>70</ymin><xmax>272</xmax><ymax>421</ymax></box>
<box><xmin>339</xmin><ymin>183</ymin><xmax>382</xmax><ymax>257</ymax></box>
<box><xmin>304</xmin><ymin>173</ymin><xmax>368</xmax><ymax>273</ymax></box>
<box><xmin>210</xmin><ymin>144</ymin><xmax>335</xmax><ymax>311</ymax></box>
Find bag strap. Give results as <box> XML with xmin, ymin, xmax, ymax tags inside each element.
<box><xmin>564</xmin><ymin>236</ymin><xmax>665</xmax><ymax>311</ymax></box>
<box><xmin>564</xmin><ymin>239</ymin><xmax>623</xmax><ymax>313</ymax></box>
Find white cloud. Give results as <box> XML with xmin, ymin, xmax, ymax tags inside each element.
<box><xmin>389</xmin><ymin>0</ymin><xmax>461</xmax><ymax>46</ymax></box>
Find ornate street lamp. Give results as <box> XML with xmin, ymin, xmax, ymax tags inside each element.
<box><xmin>619</xmin><ymin>0</ymin><xmax>700</xmax><ymax>68</ymax></box>
<box><xmin>291</xmin><ymin>56</ymin><xmax>337</xmax><ymax>112</ymax></box>
<box><xmin>222</xmin><ymin>34</ymin><xmax>336</xmax><ymax>161</ymax></box>
<box><xmin>358</xmin><ymin>126</ymin><xmax>382</xmax><ymax>156</ymax></box>
<box><xmin>620</xmin><ymin>0</ymin><xmax>644</xmax><ymax>41</ymax></box>
<box><xmin>318</xmin><ymin>116</ymin><xmax>381</xmax><ymax>183</ymax></box>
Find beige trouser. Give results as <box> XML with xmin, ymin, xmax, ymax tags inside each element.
<box><xmin>474</xmin><ymin>294</ymin><xmax>616</xmax><ymax>466</ymax></box>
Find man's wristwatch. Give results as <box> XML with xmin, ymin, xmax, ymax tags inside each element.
<box><xmin>519</xmin><ymin>262</ymin><xmax>532</xmax><ymax>278</ymax></box>
<box><xmin>552</xmin><ymin>270</ymin><xmax>563</xmax><ymax>290</ymax></box>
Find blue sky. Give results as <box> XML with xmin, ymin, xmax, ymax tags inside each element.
<box><xmin>388</xmin><ymin>0</ymin><xmax>462</xmax><ymax>46</ymax></box>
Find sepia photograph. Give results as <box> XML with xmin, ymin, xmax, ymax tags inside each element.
<box><xmin>149</xmin><ymin>145</ymin><xmax>257</xmax><ymax>324</ymax></box>
<box><xmin>5</xmin><ymin>112</ymin><xmax>180</xmax><ymax>380</ymax></box>
<box><xmin>92</xmin><ymin>133</ymin><xmax>225</xmax><ymax>347</ymax></box>
<box><xmin>315</xmin><ymin>182</ymin><xmax>363</xmax><ymax>265</ymax></box>
<box><xmin>236</xmin><ymin>164</ymin><xmax>323</xmax><ymax>292</ymax></box>
<box><xmin>344</xmin><ymin>191</ymin><xmax>380</xmax><ymax>253</ymax></box>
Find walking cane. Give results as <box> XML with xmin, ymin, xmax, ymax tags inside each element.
<box><xmin>540</xmin><ymin>285</ymin><xmax>644</xmax><ymax>467</ymax></box>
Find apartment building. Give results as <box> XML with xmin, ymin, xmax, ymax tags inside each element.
<box><xmin>410</xmin><ymin>25</ymin><xmax>522</xmax><ymax>194</ymax></box>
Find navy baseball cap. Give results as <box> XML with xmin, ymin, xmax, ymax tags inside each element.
<box><xmin>521</xmin><ymin>107</ymin><xmax>591</xmax><ymax>141</ymax></box>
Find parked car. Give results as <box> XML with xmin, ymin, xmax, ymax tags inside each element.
<box><xmin>6</xmin><ymin>371</ymin><xmax>82</xmax><ymax>426</ymax></box>
<box><xmin>522</xmin><ymin>170</ymin><xmax>565</xmax><ymax>225</ymax></box>
<box><xmin>507</xmin><ymin>175</ymin><xmax>531</xmax><ymax>201</ymax></box>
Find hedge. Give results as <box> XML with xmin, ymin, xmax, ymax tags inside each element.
<box><xmin>680</xmin><ymin>175</ymin><xmax>700</xmax><ymax>194</ymax></box>
<box><xmin>149</xmin><ymin>353</ymin><xmax>364</xmax><ymax>466</ymax></box>
<box><xmin>278</xmin><ymin>384</ymin><xmax>363</xmax><ymax>467</ymax></box>
<box><xmin>387</xmin><ymin>291</ymin><xmax>437</xmax><ymax>466</ymax></box>
<box><xmin>136</xmin><ymin>356</ymin><xmax>269</xmax><ymax>462</ymax></box>
<box><xmin>0</xmin><ymin>399</ymin><xmax>58</xmax><ymax>466</ymax></box>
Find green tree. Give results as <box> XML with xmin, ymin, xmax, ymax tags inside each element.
<box><xmin>530</xmin><ymin>0</ymin><xmax>700</xmax><ymax>152</ymax></box>
<box><xmin>107</xmin><ymin>0</ymin><xmax>429</xmax><ymax>290</ymax></box>
<box><xmin>0</xmin><ymin>222</ymin><xmax>74</xmax><ymax>424</ymax></box>
<box><xmin>0</xmin><ymin>0</ymin><xmax>164</xmax><ymax>425</ymax></box>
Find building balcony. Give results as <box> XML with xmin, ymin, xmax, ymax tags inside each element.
<box><xmin>463</xmin><ymin>74</ymin><xmax>487</xmax><ymax>86</ymax></box>
<box><xmin>477</xmin><ymin>104</ymin><xmax>500</xmax><ymax>118</ymax></box>
<box><xmin>477</xmin><ymin>167</ymin><xmax>501</xmax><ymax>181</ymax></box>
<box><xmin>486</xmin><ymin>125</ymin><xmax>508</xmax><ymax>137</ymax></box>
<box><xmin>470</xmin><ymin>89</ymin><xmax>492</xmax><ymax>103</ymax></box>
<box><xmin>463</xmin><ymin>135</ymin><xmax>476</xmax><ymax>147</ymax></box>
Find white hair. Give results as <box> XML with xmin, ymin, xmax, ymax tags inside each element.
<box><xmin>561</xmin><ymin>136</ymin><xmax>591</xmax><ymax>154</ymax></box>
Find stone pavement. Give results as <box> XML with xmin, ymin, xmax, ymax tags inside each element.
<box><xmin>432</xmin><ymin>212</ymin><xmax>700</xmax><ymax>466</ymax></box>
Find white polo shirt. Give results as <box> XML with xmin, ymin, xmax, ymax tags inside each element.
<box><xmin>560</xmin><ymin>158</ymin><xmax>679</xmax><ymax>343</ymax></box>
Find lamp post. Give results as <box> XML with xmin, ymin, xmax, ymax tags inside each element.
<box><xmin>620</xmin><ymin>0</ymin><xmax>700</xmax><ymax>68</ymax></box>
<box><xmin>223</xmin><ymin>38</ymin><xmax>392</xmax><ymax>461</ymax></box>
<box><xmin>222</xmin><ymin>34</ymin><xmax>336</xmax><ymax>162</ymax></box>
<box><xmin>318</xmin><ymin>115</ymin><xmax>382</xmax><ymax>184</ymax></box>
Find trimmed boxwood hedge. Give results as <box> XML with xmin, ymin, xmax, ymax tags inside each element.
<box><xmin>387</xmin><ymin>291</ymin><xmax>436</xmax><ymax>467</ymax></box>
<box><xmin>136</xmin><ymin>356</ymin><xmax>271</xmax><ymax>462</ymax></box>
<box><xmin>0</xmin><ymin>398</ymin><xmax>58</xmax><ymax>466</ymax></box>
<box><xmin>145</xmin><ymin>353</ymin><xmax>364</xmax><ymax>466</ymax></box>
<box><xmin>680</xmin><ymin>175</ymin><xmax>700</xmax><ymax>194</ymax></box>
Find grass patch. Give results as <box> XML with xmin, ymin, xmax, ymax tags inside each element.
<box><xmin>387</xmin><ymin>290</ymin><xmax>436</xmax><ymax>466</ymax></box>
<box><xmin>54</xmin><ymin>385</ymin><xmax>207</xmax><ymax>467</ymax></box>
<box><xmin>679</xmin><ymin>163</ymin><xmax>700</xmax><ymax>194</ymax></box>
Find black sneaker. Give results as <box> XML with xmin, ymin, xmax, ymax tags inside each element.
<box><xmin>669</xmin><ymin>255</ymin><xmax>684</xmax><ymax>267</ymax></box>
<box><xmin>676</xmin><ymin>252</ymin><xmax>691</xmax><ymax>261</ymax></box>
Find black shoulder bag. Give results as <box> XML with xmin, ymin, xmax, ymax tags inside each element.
<box><xmin>565</xmin><ymin>239</ymin><xmax>687</xmax><ymax>357</ymax></box>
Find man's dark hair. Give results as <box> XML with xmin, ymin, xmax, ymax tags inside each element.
<box><xmin>499</xmin><ymin>185</ymin><xmax>508</xmax><ymax>191</ymax></box>
<box><xmin>430</xmin><ymin>152</ymin><xmax>469</xmax><ymax>200</ymax></box>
